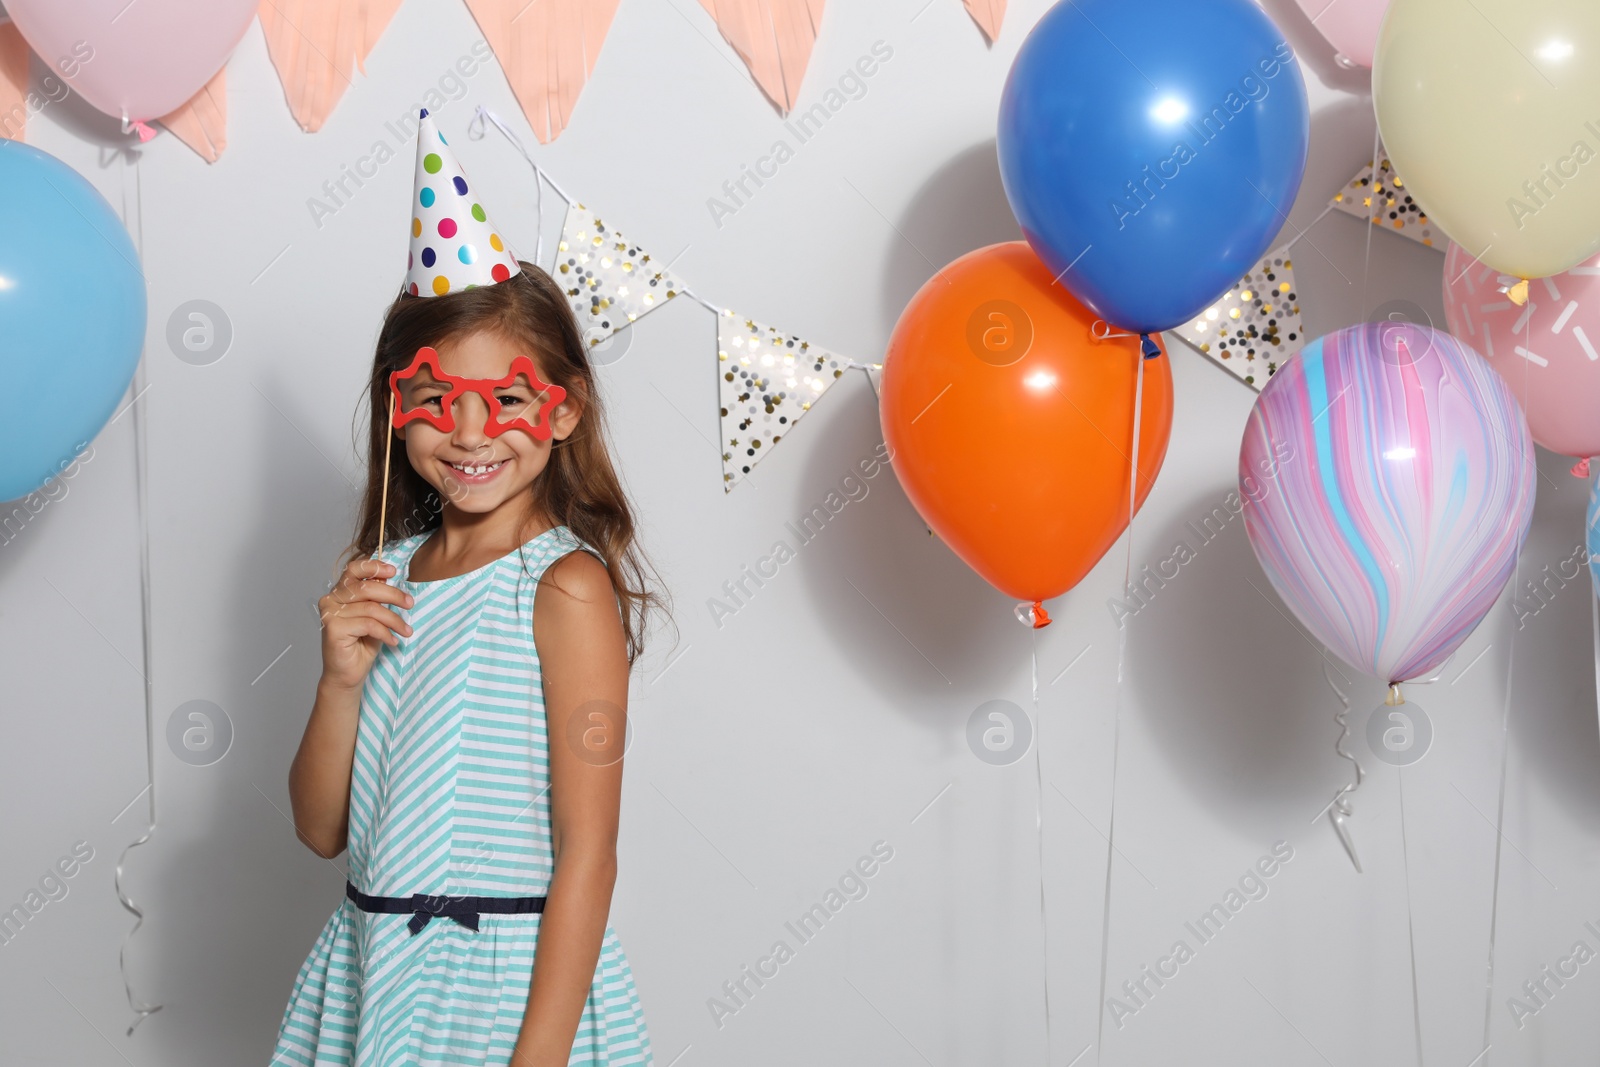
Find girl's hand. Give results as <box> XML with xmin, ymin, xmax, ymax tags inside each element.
<box><xmin>317</xmin><ymin>557</ymin><xmax>414</xmax><ymax>692</ymax></box>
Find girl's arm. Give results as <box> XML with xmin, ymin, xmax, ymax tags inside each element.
<box><xmin>289</xmin><ymin>557</ymin><xmax>413</xmax><ymax>858</ymax></box>
<box><xmin>514</xmin><ymin>551</ymin><xmax>630</xmax><ymax>1066</ymax></box>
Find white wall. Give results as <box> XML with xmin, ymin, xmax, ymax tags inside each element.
<box><xmin>3</xmin><ymin>1</ymin><xmax>1598</xmax><ymax>1064</ymax></box>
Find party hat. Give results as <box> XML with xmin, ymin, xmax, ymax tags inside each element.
<box><xmin>405</xmin><ymin>109</ymin><xmax>521</xmax><ymax>297</ymax></box>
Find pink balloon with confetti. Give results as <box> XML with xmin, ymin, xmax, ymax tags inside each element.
<box><xmin>1239</xmin><ymin>322</ymin><xmax>1536</xmax><ymax>685</ymax></box>
<box><xmin>1444</xmin><ymin>243</ymin><xmax>1600</xmax><ymax>461</ymax></box>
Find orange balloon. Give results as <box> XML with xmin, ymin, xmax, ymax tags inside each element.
<box><xmin>880</xmin><ymin>242</ymin><xmax>1174</xmax><ymax>609</ymax></box>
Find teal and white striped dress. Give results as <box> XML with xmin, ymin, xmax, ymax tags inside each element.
<box><xmin>272</xmin><ymin>526</ymin><xmax>652</xmax><ymax>1066</ymax></box>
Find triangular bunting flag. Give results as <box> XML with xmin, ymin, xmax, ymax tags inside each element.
<box><xmin>718</xmin><ymin>312</ymin><xmax>848</xmax><ymax>490</ymax></box>
<box><xmin>555</xmin><ymin>202</ymin><xmax>685</xmax><ymax>346</ymax></box>
<box><xmin>463</xmin><ymin>0</ymin><xmax>621</xmax><ymax>144</ymax></box>
<box><xmin>962</xmin><ymin>0</ymin><xmax>1007</xmax><ymax>42</ymax></box>
<box><xmin>0</xmin><ymin>21</ymin><xmax>29</xmax><ymax>141</ymax></box>
<box><xmin>158</xmin><ymin>67</ymin><xmax>228</xmax><ymax>163</ymax></box>
<box><xmin>697</xmin><ymin>0</ymin><xmax>826</xmax><ymax>115</ymax></box>
<box><xmin>259</xmin><ymin>0</ymin><xmax>403</xmax><ymax>133</ymax></box>
<box><xmin>1330</xmin><ymin>155</ymin><xmax>1442</xmax><ymax>250</ymax></box>
<box><xmin>1174</xmin><ymin>250</ymin><xmax>1305</xmax><ymax>390</ymax></box>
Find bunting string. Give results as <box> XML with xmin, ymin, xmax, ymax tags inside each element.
<box><xmin>471</xmin><ymin>105</ymin><xmax>881</xmax><ymax>491</ymax></box>
<box><xmin>1175</xmin><ymin>146</ymin><xmax>1442</xmax><ymax>392</ymax></box>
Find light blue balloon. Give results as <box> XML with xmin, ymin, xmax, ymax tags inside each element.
<box><xmin>0</xmin><ymin>140</ymin><xmax>146</xmax><ymax>502</ymax></box>
<box><xmin>1588</xmin><ymin>473</ymin><xmax>1600</xmax><ymax>596</ymax></box>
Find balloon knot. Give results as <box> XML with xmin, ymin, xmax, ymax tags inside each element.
<box><xmin>1572</xmin><ymin>458</ymin><xmax>1591</xmax><ymax>478</ymax></box>
<box><xmin>1030</xmin><ymin>601</ymin><xmax>1052</xmax><ymax>629</ymax></box>
<box><xmin>1139</xmin><ymin>333</ymin><xmax>1161</xmax><ymax>359</ymax></box>
<box><xmin>1502</xmin><ymin>278</ymin><xmax>1530</xmax><ymax>306</ymax></box>
<box><xmin>129</xmin><ymin>120</ymin><xmax>158</xmax><ymax>143</ymax></box>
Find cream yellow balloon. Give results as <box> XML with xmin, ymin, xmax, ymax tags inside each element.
<box><xmin>1374</xmin><ymin>0</ymin><xmax>1600</xmax><ymax>278</ymax></box>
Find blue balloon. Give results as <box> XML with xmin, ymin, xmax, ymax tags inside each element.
<box><xmin>1588</xmin><ymin>473</ymin><xmax>1600</xmax><ymax>597</ymax></box>
<box><xmin>0</xmin><ymin>140</ymin><xmax>146</xmax><ymax>502</ymax></box>
<box><xmin>998</xmin><ymin>0</ymin><xmax>1309</xmax><ymax>335</ymax></box>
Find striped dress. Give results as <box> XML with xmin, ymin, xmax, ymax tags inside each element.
<box><xmin>272</xmin><ymin>526</ymin><xmax>652</xmax><ymax>1067</ymax></box>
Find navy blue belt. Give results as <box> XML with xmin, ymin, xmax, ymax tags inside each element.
<box><xmin>346</xmin><ymin>881</ymin><xmax>546</xmax><ymax>936</ymax></box>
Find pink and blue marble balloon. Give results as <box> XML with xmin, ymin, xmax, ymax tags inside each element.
<box><xmin>1240</xmin><ymin>323</ymin><xmax>1535</xmax><ymax>684</ymax></box>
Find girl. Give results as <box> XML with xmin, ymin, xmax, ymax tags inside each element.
<box><xmin>273</xmin><ymin>108</ymin><xmax>663</xmax><ymax>1067</ymax></box>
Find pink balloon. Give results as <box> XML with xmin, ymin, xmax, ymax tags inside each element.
<box><xmin>1293</xmin><ymin>0</ymin><xmax>1387</xmax><ymax>67</ymax></box>
<box><xmin>1444</xmin><ymin>243</ymin><xmax>1600</xmax><ymax>459</ymax></box>
<box><xmin>4</xmin><ymin>0</ymin><xmax>256</xmax><ymax>122</ymax></box>
<box><xmin>1240</xmin><ymin>323</ymin><xmax>1535</xmax><ymax>685</ymax></box>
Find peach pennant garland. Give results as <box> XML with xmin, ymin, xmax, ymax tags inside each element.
<box><xmin>462</xmin><ymin>0</ymin><xmax>622</xmax><ymax>145</ymax></box>
<box><xmin>696</xmin><ymin>0</ymin><xmax>825</xmax><ymax>115</ymax></box>
<box><xmin>0</xmin><ymin>20</ymin><xmax>29</xmax><ymax>141</ymax></box>
<box><xmin>259</xmin><ymin>0</ymin><xmax>404</xmax><ymax>133</ymax></box>
<box><xmin>158</xmin><ymin>68</ymin><xmax>228</xmax><ymax>162</ymax></box>
<box><xmin>962</xmin><ymin>0</ymin><xmax>1006</xmax><ymax>43</ymax></box>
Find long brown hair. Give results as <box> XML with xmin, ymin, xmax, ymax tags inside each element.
<box><xmin>346</xmin><ymin>262</ymin><xmax>671</xmax><ymax>665</ymax></box>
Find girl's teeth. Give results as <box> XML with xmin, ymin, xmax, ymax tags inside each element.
<box><xmin>453</xmin><ymin>461</ymin><xmax>503</xmax><ymax>475</ymax></box>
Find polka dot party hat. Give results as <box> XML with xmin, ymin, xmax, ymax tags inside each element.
<box><xmin>405</xmin><ymin>109</ymin><xmax>521</xmax><ymax>297</ymax></box>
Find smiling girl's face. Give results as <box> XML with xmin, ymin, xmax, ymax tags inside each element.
<box><xmin>396</xmin><ymin>329</ymin><xmax>579</xmax><ymax>516</ymax></box>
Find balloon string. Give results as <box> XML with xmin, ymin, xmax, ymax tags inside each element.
<box><xmin>1360</xmin><ymin>123</ymin><xmax>1382</xmax><ymax>317</ymax></box>
<box><xmin>1592</xmin><ymin>583</ymin><xmax>1600</xmax><ymax>814</ymax></box>
<box><xmin>1030</xmin><ymin>630</ymin><xmax>1053</xmax><ymax>1065</ymax></box>
<box><xmin>1094</xmin><ymin>344</ymin><xmax>1146</xmax><ymax>1061</ymax></box>
<box><xmin>116</xmin><ymin>143</ymin><xmax>163</xmax><ymax>1037</ymax></box>
<box><xmin>1400</xmin><ymin>770</ymin><xmax>1425</xmax><ymax>1067</ymax></box>
<box><xmin>1125</xmin><ymin>348</ymin><xmax>1146</xmax><ymax>589</ymax></box>
<box><xmin>1321</xmin><ymin>658</ymin><xmax>1364</xmax><ymax>873</ymax></box>
<box><xmin>1480</xmin><ymin>440</ymin><xmax>1527</xmax><ymax>1057</ymax></box>
<box><xmin>1480</xmin><ymin>278</ymin><xmax>1536</xmax><ymax>1058</ymax></box>
<box><xmin>1280</xmin><ymin>203</ymin><xmax>1337</xmax><ymax>252</ymax></box>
